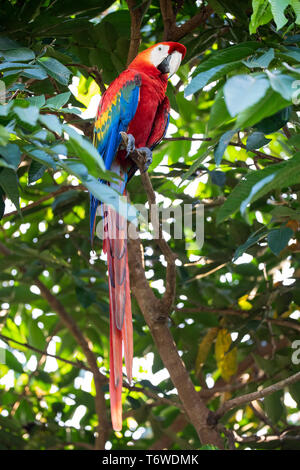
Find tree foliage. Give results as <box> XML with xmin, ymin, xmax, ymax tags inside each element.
<box><xmin>0</xmin><ymin>0</ymin><xmax>300</xmax><ymax>451</ymax></box>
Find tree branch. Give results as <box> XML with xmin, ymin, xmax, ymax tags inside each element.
<box><xmin>214</xmin><ymin>371</ymin><xmax>300</xmax><ymax>421</ymax></box>
<box><xmin>2</xmin><ymin>185</ymin><xmax>86</xmax><ymax>219</ymax></box>
<box><xmin>176</xmin><ymin>304</ymin><xmax>300</xmax><ymax>333</ymax></box>
<box><xmin>163</xmin><ymin>135</ymin><xmax>282</xmax><ymax>163</ymax></box>
<box><xmin>121</xmin><ymin>131</ymin><xmax>177</xmax><ymax>314</ymax></box>
<box><xmin>160</xmin><ymin>1</ymin><xmax>213</xmax><ymax>41</ymax></box>
<box><xmin>126</xmin><ymin>0</ymin><xmax>151</xmax><ymax>65</ymax></box>
<box><xmin>65</xmin><ymin>63</ymin><xmax>106</xmax><ymax>94</ymax></box>
<box><xmin>0</xmin><ymin>333</ymin><xmax>90</xmax><ymax>371</ymax></box>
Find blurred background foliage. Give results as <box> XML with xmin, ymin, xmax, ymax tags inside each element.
<box><xmin>0</xmin><ymin>0</ymin><xmax>300</xmax><ymax>450</ymax></box>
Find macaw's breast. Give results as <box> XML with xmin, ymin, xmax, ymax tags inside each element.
<box><xmin>127</xmin><ymin>71</ymin><xmax>168</xmax><ymax>148</ymax></box>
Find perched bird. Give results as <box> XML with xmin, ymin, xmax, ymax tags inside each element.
<box><xmin>91</xmin><ymin>42</ymin><xmax>186</xmax><ymax>431</ymax></box>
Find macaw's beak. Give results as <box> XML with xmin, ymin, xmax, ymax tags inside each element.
<box><xmin>157</xmin><ymin>51</ymin><xmax>183</xmax><ymax>77</ymax></box>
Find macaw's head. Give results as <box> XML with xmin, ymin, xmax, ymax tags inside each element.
<box><xmin>129</xmin><ymin>42</ymin><xmax>186</xmax><ymax>78</ymax></box>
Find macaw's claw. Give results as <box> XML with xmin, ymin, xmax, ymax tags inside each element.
<box><xmin>125</xmin><ymin>133</ymin><xmax>136</xmax><ymax>157</ymax></box>
<box><xmin>138</xmin><ymin>147</ymin><xmax>152</xmax><ymax>172</ymax></box>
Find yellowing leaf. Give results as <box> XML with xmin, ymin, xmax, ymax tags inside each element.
<box><xmin>238</xmin><ymin>294</ymin><xmax>253</xmax><ymax>311</ymax></box>
<box><xmin>215</xmin><ymin>328</ymin><xmax>237</xmax><ymax>382</ymax></box>
<box><xmin>77</xmin><ymin>75</ymin><xmax>100</xmax><ymax>107</ymax></box>
<box><xmin>195</xmin><ymin>327</ymin><xmax>218</xmax><ymax>377</ymax></box>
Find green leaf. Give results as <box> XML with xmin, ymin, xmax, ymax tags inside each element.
<box><xmin>63</xmin><ymin>125</ymin><xmax>105</xmax><ymax>178</ymax></box>
<box><xmin>224</xmin><ymin>74</ymin><xmax>270</xmax><ymax>117</ymax></box>
<box><xmin>266</xmin><ymin>71</ymin><xmax>295</xmax><ymax>101</ymax></box>
<box><xmin>28</xmin><ymin>160</ymin><xmax>46</xmax><ymax>184</ymax></box>
<box><xmin>1</xmin><ymin>348</ymin><xmax>23</xmax><ymax>373</ymax></box>
<box><xmin>0</xmin><ymin>144</ymin><xmax>21</xmax><ymax>169</ymax></box>
<box><xmin>14</xmin><ymin>105</ymin><xmax>39</xmax><ymax>126</ymax></box>
<box><xmin>264</xmin><ymin>389</ymin><xmax>284</xmax><ymax>423</ymax></box>
<box><xmin>21</xmin><ymin>65</ymin><xmax>48</xmax><ymax>80</ymax></box>
<box><xmin>267</xmin><ymin>226</ymin><xmax>293</xmax><ymax>255</ymax></box>
<box><xmin>242</xmin><ymin>48</ymin><xmax>275</xmax><ymax>68</ymax></box>
<box><xmin>45</xmin><ymin>92</ymin><xmax>71</xmax><ymax>109</ymax></box>
<box><xmin>38</xmin><ymin>58</ymin><xmax>71</xmax><ymax>86</ymax></box>
<box><xmin>75</xmin><ymin>285</ymin><xmax>96</xmax><ymax>308</ymax></box>
<box><xmin>246</xmin><ymin>132</ymin><xmax>271</xmax><ymax>150</ymax></box>
<box><xmin>214</xmin><ymin>130</ymin><xmax>236</xmax><ymax>165</ymax></box>
<box><xmin>180</xmin><ymin>147</ymin><xmax>213</xmax><ymax>184</ymax></box>
<box><xmin>255</xmin><ymin>106</ymin><xmax>292</xmax><ymax>133</ymax></box>
<box><xmin>216</xmin><ymin>153</ymin><xmax>300</xmax><ymax>224</ymax></box>
<box><xmin>191</xmin><ymin>42</ymin><xmax>260</xmax><ymax>77</ymax></box>
<box><xmin>268</xmin><ymin>0</ymin><xmax>289</xmax><ymax>30</ymax></box>
<box><xmin>289</xmin><ymin>382</ymin><xmax>300</xmax><ymax>408</ymax></box>
<box><xmin>0</xmin><ymin>37</ymin><xmax>20</xmax><ymax>50</ymax></box>
<box><xmin>83</xmin><ymin>174</ymin><xmax>138</xmax><ymax>223</ymax></box>
<box><xmin>27</xmin><ymin>95</ymin><xmax>46</xmax><ymax>108</ymax></box>
<box><xmin>0</xmin><ymin>168</ymin><xmax>20</xmax><ymax>212</ymax></box>
<box><xmin>249</xmin><ymin>0</ymin><xmax>273</xmax><ymax>34</ymax></box>
<box><xmin>208</xmin><ymin>88</ymin><xmax>232</xmax><ymax>131</ymax></box>
<box><xmin>28</xmin><ymin>318</ymin><xmax>46</xmax><ymax>350</ymax></box>
<box><xmin>290</xmin><ymin>0</ymin><xmax>300</xmax><ymax>24</ymax></box>
<box><xmin>185</xmin><ymin>64</ymin><xmax>227</xmax><ymax>97</ymax></box>
<box><xmin>271</xmin><ymin>206</ymin><xmax>300</xmax><ymax>220</ymax></box>
<box><xmin>233</xmin><ymin>229</ymin><xmax>269</xmax><ymax>261</ymax></box>
<box><xmin>235</xmin><ymin>87</ymin><xmax>289</xmax><ymax>129</ymax></box>
<box><xmin>39</xmin><ymin>114</ymin><xmax>62</xmax><ymax>136</ymax></box>
<box><xmin>14</xmin><ymin>399</ymin><xmax>35</xmax><ymax>425</ymax></box>
<box><xmin>0</xmin><ymin>48</ymin><xmax>35</xmax><ymax>62</ymax></box>
<box><xmin>24</xmin><ymin>147</ymin><xmax>57</xmax><ymax>168</ymax></box>
<box><xmin>0</xmin><ymin>125</ymin><xmax>10</xmax><ymax>146</ymax></box>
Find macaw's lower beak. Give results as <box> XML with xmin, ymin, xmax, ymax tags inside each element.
<box><xmin>157</xmin><ymin>51</ymin><xmax>183</xmax><ymax>77</ymax></box>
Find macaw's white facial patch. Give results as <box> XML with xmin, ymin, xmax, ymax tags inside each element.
<box><xmin>150</xmin><ymin>44</ymin><xmax>170</xmax><ymax>67</ymax></box>
<box><xmin>168</xmin><ymin>51</ymin><xmax>182</xmax><ymax>77</ymax></box>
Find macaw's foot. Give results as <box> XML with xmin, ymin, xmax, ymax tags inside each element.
<box><xmin>137</xmin><ymin>147</ymin><xmax>152</xmax><ymax>172</ymax></box>
<box><xmin>125</xmin><ymin>133</ymin><xmax>136</xmax><ymax>157</ymax></box>
<box><xmin>120</xmin><ymin>132</ymin><xmax>152</xmax><ymax>172</ymax></box>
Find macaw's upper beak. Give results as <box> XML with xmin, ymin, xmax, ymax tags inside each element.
<box><xmin>157</xmin><ymin>51</ymin><xmax>183</xmax><ymax>77</ymax></box>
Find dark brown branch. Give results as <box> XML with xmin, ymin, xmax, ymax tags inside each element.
<box><xmin>231</xmin><ymin>430</ymin><xmax>300</xmax><ymax>447</ymax></box>
<box><xmin>214</xmin><ymin>371</ymin><xmax>300</xmax><ymax>420</ymax></box>
<box><xmin>126</xmin><ymin>0</ymin><xmax>151</xmax><ymax>65</ymax></box>
<box><xmin>160</xmin><ymin>0</ymin><xmax>213</xmax><ymax>41</ymax></box>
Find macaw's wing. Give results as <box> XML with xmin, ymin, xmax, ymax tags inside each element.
<box><xmin>146</xmin><ymin>96</ymin><xmax>170</xmax><ymax>150</ymax></box>
<box><xmin>90</xmin><ymin>70</ymin><xmax>141</xmax><ymax>241</ymax></box>
<box><xmin>94</xmin><ymin>70</ymin><xmax>142</xmax><ymax>170</ymax></box>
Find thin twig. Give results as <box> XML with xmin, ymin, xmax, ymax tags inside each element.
<box><xmin>0</xmin><ymin>333</ymin><xmax>90</xmax><ymax>371</ymax></box>
<box><xmin>2</xmin><ymin>185</ymin><xmax>86</xmax><ymax>219</ymax></box>
<box><xmin>65</xmin><ymin>63</ymin><xmax>106</xmax><ymax>94</ymax></box>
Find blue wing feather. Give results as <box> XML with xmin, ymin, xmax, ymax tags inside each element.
<box><xmin>90</xmin><ymin>73</ymin><xmax>141</xmax><ymax>243</ymax></box>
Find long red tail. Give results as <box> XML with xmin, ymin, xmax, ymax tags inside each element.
<box><xmin>103</xmin><ymin>198</ymin><xmax>133</xmax><ymax>431</ymax></box>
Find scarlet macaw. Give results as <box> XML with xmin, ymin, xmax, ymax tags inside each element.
<box><xmin>91</xmin><ymin>42</ymin><xmax>186</xmax><ymax>431</ymax></box>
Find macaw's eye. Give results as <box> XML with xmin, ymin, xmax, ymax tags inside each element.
<box><xmin>158</xmin><ymin>46</ymin><xmax>162</xmax><ymax>51</ymax></box>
